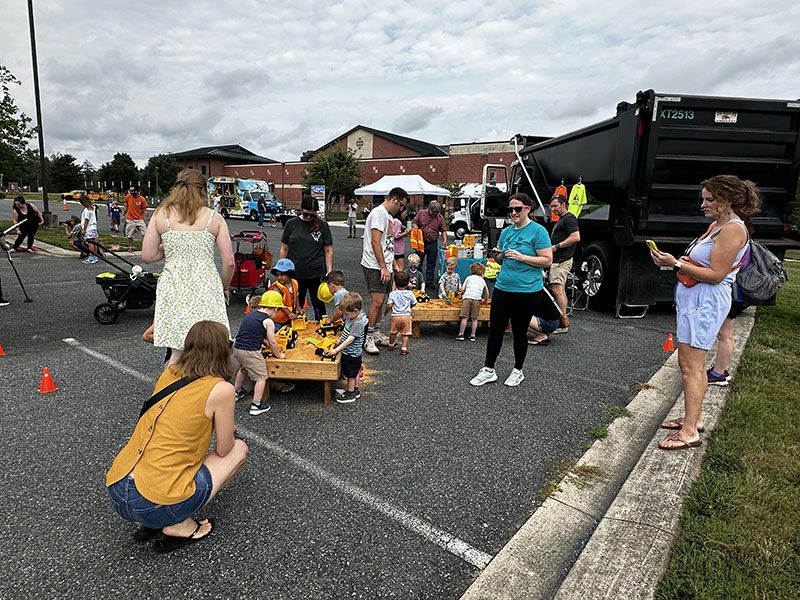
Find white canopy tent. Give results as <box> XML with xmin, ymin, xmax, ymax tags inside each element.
<box><xmin>354</xmin><ymin>175</ymin><xmax>451</xmax><ymax>197</ymax></box>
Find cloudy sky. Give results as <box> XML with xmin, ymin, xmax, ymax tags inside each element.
<box><xmin>3</xmin><ymin>0</ymin><xmax>799</xmax><ymax>167</ymax></box>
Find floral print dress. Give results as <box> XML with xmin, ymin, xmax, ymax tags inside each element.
<box><xmin>153</xmin><ymin>209</ymin><xmax>230</xmax><ymax>349</ymax></box>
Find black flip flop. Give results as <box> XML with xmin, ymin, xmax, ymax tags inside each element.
<box><xmin>152</xmin><ymin>518</ymin><xmax>214</xmax><ymax>554</ymax></box>
<box><xmin>132</xmin><ymin>525</ymin><xmax>160</xmax><ymax>542</ymax></box>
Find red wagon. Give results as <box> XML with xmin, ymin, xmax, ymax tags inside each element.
<box><xmin>229</xmin><ymin>230</ymin><xmax>272</xmax><ymax>296</ymax></box>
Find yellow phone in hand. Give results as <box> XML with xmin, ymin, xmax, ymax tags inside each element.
<box><xmin>646</xmin><ymin>239</ymin><xmax>659</xmax><ymax>252</ymax></box>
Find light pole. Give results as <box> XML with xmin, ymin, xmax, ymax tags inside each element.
<box><xmin>27</xmin><ymin>0</ymin><xmax>51</xmax><ymax>221</ymax></box>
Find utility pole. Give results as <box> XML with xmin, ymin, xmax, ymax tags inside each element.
<box><xmin>27</xmin><ymin>0</ymin><xmax>53</xmax><ymax>224</ymax></box>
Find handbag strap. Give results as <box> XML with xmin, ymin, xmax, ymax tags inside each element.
<box><xmin>137</xmin><ymin>376</ymin><xmax>196</xmax><ymax>422</ymax></box>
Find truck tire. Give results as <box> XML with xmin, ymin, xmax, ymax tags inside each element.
<box><xmin>452</xmin><ymin>224</ymin><xmax>467</xmax><ymax>240</ymax></box>
<box><xmin>580</xmin><ymin>242</ymin><xmax>617</xmax><ymax>310</ymax></box>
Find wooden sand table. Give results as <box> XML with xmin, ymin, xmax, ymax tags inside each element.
<box><xmin>411</xmin><ymin>299</ymin><xmax>491</xmax><ymax>339</ymax></box>
<box><xmin>263</xmin><ymin>320</ymin><xmax>342</xmax><ymax>404</ymax></box>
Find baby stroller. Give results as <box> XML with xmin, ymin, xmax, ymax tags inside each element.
<box><xmin>91</xmin><ymin>240</ymin><xmax>159</xmax><ymax>324</ymax></box>
<box><xmin>230</xmin><ymin>230</ymin><xmax>272</xmax><ymax>297</ymax></box>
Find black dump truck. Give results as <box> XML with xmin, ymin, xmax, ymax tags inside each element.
<box><xmin>482</xmin><ymin>89</ymin><xmax>800</xmax><ymax>317</ymax></box>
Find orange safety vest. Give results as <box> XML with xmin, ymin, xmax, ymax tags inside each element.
<box><xmin>269</xmin><ymin>279</ymin><xmax>298</xmax><ymax>323</ymax></box>
<box><xmin>410</xmin><ymin>227</ymin><xmax>425</xmax><ymax>252</ymax></box>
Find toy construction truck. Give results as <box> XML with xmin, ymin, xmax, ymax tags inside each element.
<box><xmin>263</xmin><ymin>324</ymin><xmax>299</xmax><ymax>357</ymax></box>
<box><xmin>307</xmin><ymin>337</ymin><xmax>337</xmax><ymax>361</ymax></box>
<box><xmin>412</xmin><ymin>289</ymin><xmax>430</xmax><ymax>303</ymax></box>
<box><xmin>316</xmin><ymin>317</ymin><xmax>344</xmax><ymax>337</ymax></box>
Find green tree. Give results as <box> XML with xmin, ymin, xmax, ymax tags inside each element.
<box><xmin>0</xmin><ymin>64</ymin><xmax>36</xmax><ymax>185</ymax></box>
<box><xmin>302</xmin><ymin>146</ymin><xmax>362</xmax><ymax>209</ymax></box>
<box><xmin>96</xmin><ymin>152</ymin><xmax>140</xmax><ymax>191</ymax></box>
<box><xmin>440</xmin><ymin>180</ymin><xmax>464</xmax><ymax>197</ymax></box>
<box><xmin>48</xmin><ymin>153</ymin><xmax>83</xmax><ymax>192</ymax></box>
<box><xmin>141</xmin><ymin>153</ymin><xmax>180</xmax><ymax>197</ymax></box>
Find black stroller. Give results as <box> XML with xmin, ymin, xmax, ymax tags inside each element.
<box><xmin>91</xmin><ymin>240</ymin><xmax>159</xmax><ymax>324</ymax></box>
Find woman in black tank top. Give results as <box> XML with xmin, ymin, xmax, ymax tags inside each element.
<box><xmin>11</xmin><ymin>196</ymin><xmax>44</xmax><ymax>252</ymax></box>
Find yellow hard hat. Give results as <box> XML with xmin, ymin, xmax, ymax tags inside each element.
<box><xmin>259</xmin><ymin>290</ymin><xmax>286</xmax><ymax>308</ymax></box>
<box><xmin>317</xmin><ymin>282</ymin><xmax>334</xmax><ymax>303</ymax></box>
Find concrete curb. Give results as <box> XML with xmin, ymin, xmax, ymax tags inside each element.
<box><xmin>462</xmin><ymin>310</ymin><xmax>755</xmax><ymax>600</ymax></box>
<box><xmin>31</xmin><ymin>240</ymin><xmax>141</xmax><ymax>259</ymax></box>
<box><xmin>553</xmin><ymin>310</ymin><xmax>755</xmax><ymax>600</ymax></box>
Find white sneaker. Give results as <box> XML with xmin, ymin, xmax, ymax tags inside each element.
<box><xmin>504</xmin><ymin>368</ymin><xmax>525</xmax><ymax>387</ymax></box>
<box><xmin>470</xmin><ymin>367</ymin><xmax>498</xmax><ymax>386</ymax></box>
<box><xmin>373</xmin><ymin>330</ymin><xmax>389</xmax><ymax>346</ymax></box>
<box><xmin>364</xmin><ymin>335</ymin><xmax>379</xmax><ymax>355</ymax></box>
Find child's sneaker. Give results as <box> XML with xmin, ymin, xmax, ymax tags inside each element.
<box><xmin>456</xmin><ymin>334</ymin><xmax>465</xmax><ymax>341</ymax></box>
<box><xmin>364</xmin><ymin>335</ymin><xmax>380</xmax><ymax>355</ymax></box>
<box><xmin>469</xmin><ymin>335</ymin><xmax>477</xmax><ymax>342</ymax></box>
<box><xmin>470</xmin><ymin>367</ymin><xmax>498</xmax><ymax>386</ymax></box>
<box><xmin>706</xmin><ymin>368</ymin><xmax>730</xmax><ymax>386</ymax></box>
<box><xmin>235</xmin><ymin>388</ymin><xmax>248</xmax><ymax>401</ymax></box>
<box><xmin>336</xmin><ymin>390</ymin><xmax>358</xmax><ymax>404</ymax></box>
<box><xmin>249</xmin><ymin>402</ymin><xmax>272</xmax><ymax>416</ymax></box>
<box><xmin>400</xmin><ymin>348</ymin><xmax>409</xmax><ymax>355</ymax></box>
<box><xmin>387</xmin><ymin>343</ymin><xmax>398</xmax><ymax>350</ymax></box>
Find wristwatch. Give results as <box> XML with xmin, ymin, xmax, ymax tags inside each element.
<box><xmin>673</xmin><ymin>260</ymin><xmax>683</xmax><ymax>272</ymax></box>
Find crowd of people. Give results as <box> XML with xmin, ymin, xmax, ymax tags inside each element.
<box><xmin>1</xmin><ymin>168</ymin><xmax>759</xmax><ymax>551</ymax></box>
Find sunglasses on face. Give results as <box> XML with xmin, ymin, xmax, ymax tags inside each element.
<box><xmin>301</xmin><ymin>211</ymin><xmax>316</xmax><ymax>218</ymax></box>
<box><xmin>507</xmin><ymin>206</ymin><xmax>526</xmax><ymax>214</ymax></box>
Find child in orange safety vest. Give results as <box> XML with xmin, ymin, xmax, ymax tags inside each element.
<box><xmin>268</xmin><ymin>258</ymin><xmax>300</xmax><ymax>325</ymax></box>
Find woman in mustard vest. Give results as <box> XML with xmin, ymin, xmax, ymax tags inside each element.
<box><xmin>106</xmin><ymin>321</ymin><xmax>248</xmax><ymax>553</ymax></box>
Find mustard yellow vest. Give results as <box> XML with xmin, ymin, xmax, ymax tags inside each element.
<box><xmin>106</xmin><ymin>369</ymin><xmax>220</xmax><ymax>505</ymax></box>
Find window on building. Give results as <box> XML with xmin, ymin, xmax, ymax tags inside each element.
<box><xmin>201</xmin><ymin>165</ymin><xmax>207</xmax><ymax>175</ymax></box>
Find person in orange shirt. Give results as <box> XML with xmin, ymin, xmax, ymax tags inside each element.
<box><xmin>125</xmin><ymin>186</ymin><xmax>149</xmax><ymax>249</ymax></box>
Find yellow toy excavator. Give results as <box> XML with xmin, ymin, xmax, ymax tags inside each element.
<box><xmin>412</xmin><ymin>289</ymin><xmax>430</xmax><ymax>303</ymax></box>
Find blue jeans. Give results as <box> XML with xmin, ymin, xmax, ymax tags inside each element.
<box><xmin>258</xmin><ymin>211</ymin><xmax>265</xmax><ymax>227</ymax></box>
<box><xmin>417</xmin><ymin>241</ymin><xmax>439</xmax><ymax>285</ymax></box>
<box><xmin>107</xmin><ymin>465</ymin><xmax>213</xmax><ymax>528</ymax></box>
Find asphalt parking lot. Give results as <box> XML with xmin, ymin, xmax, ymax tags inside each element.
<box><xmin>0</xmin><ymin>206</ymin><xmax>676</xmax><ymax>598</ymax></box>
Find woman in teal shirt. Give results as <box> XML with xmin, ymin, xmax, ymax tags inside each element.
<box><xmin>470</xmin><ymin>193</ymin><xmax>552</xmax><ymax>387</ymax></box>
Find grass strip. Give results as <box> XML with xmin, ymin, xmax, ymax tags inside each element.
<box><xmin>656</xmin><ymin>253</ymin><xmax>800</xmax><ymax>599</ymax></box>
<box><xmin>1</xmin><ymin>220</ymin><xmax>141</xmax><ymax>252</ymax></box>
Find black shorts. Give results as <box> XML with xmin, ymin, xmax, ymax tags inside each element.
<box><xmin>341</xmin><ymin>353</ymin><xmax>362</xmax><ymax>379</ymax></box>
<box><xmin>728</xmin><ymin>300</ymin><xmax>747</xmax><ymax>319</ymax></box>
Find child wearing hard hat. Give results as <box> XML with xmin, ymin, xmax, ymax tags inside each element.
<box><xmin>233</xmin><ymin>290</ymin><xmax>288</xmax><ymax>416</ymax></box>
<box><xmin>319</xmin><ymin>270</ymin><xmax>349</xmax><ymax>325</ymax></box>
<box><xmin>268</xmin><ymin>258</ymin><xmax>300</xmax><ymax>327</ymax></box>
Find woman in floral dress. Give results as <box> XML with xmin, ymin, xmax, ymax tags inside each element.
<box><xmin>142</xmin><ymin>169</ymin><xmax>234</xmax><ymax>363</ymax></box>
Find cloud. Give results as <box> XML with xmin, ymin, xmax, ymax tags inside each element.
<box><xmin>0</xmin><ymin>0</ymin><xmax>798</xmax><ymax>167</ymax></box>
<box><xmin>392</xmin><ymin>106</ymin><xmax>445</xmax><ymax>134</ymax></box>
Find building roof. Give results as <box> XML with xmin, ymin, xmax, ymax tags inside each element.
<box><xmin>313</xmin><ymin>125</ymin><xmax>449</xmax><ymax>158</ymax></box>
<box><xmin>169</xmin><ymin>144</ymin><xmax>275</xmax><ymax>164</ymax></box>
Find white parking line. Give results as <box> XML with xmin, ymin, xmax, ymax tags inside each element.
<box><xmin>62</xmin><ymin>337</ymin><xmax>493</xmax><ymax>570</ymax></box>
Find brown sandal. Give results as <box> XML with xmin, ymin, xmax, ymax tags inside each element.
<box><xmin>658</xmin><ymin>432</ymin><xmax>702</xmax><ymax>451</ymax></box>
<box><xmin>660</xmin><ymin>418</ymin><xmax>705</xmax><ymax>433</ymax></box>
<box><xmin>528</xmin><ymin>336</ymin><xmax>550</xmax><ymax>346</ymax></box>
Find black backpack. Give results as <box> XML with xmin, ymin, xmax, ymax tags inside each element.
<box><xmin>736</xmin><ymin>240</ymin><xmax>788</xmax><ymax>302</ymax></box>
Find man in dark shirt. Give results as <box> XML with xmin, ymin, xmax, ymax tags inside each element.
<box><xmin>411</xmin><ymin>200</ymin><xmax>447</xmax><ymax>287</ymax></box>
<box><xmin>549</xmin><ymin>194</ymin><xmax>580</xmax><ymax>333</ymax></box>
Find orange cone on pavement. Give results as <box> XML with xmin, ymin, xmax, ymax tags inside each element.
<box><xmin>662</xmin><ymin>333</ymin><xmax>675</xmax><ymax>352</ymax></box>
<box><xmin>38</xmin><ymin>368</ymin><xmax>58</xmax><ymax>393</ymax></box>
<box><xmin>0</xmin><ymin>343</ymin><xmax>6</xmax><ymax>357</ymax></box>
<box><xmin>62</xmin><ymin>198</ymin><xmax>68</xmax><ymax>211</ymax></box>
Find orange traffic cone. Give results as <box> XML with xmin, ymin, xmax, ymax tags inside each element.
<box><xmin>244</xmin><ymin>304</ymin><xmax>251</xmax><ymax>314</ymax></box>
<box><xmin>304</xmin><ymin>297</ymin><xmax>309</xmax><ymax>309</ymax></box>
<box><xmin>358</xmin><ymin>364</ymin><xmax>365</xmax><ymax>380</ymax></box>
<box><xmin>0</xmin><ymin>343</ymin><xmax>6</xmax><ymax>357</ymax></box>
<box><xmin>38</xmin><ymin>367</ymin><xmax>58</xmax><ymax>393</ymax></box>
<box><xmin>62</xmin><ymin>198</ymin><xmax>68</xmax><ymax>211</ymax></box>
<box><xmin>662</xmin><ymin>333</ymin><xmax>675</xmax><ymax>352</ymax></box>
